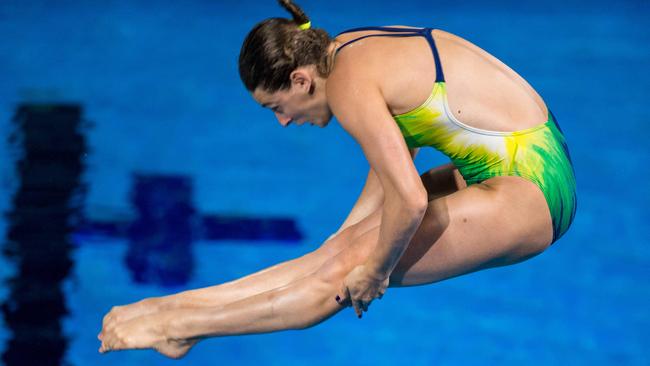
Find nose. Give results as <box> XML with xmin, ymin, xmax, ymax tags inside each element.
<box><xmin>274</xmin><ymin>112</ymin><xmax>292</xmax><ymax>127</ymax></box>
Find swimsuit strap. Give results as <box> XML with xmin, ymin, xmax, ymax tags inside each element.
<box><xmin>335</xmin><ymin>26</ymin><xmax>445</xmax><ymax>82</ymax></box>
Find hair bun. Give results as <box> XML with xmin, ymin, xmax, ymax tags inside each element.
<box><xmin>278</xmin><ymin>0</ymin><xmax>310</xmax><ymax>26</ymax></box>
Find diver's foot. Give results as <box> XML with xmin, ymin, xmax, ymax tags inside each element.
<box><xmin>100</xmin><ymin>298</ymin><xmax>162</xmax><ymax>331</ymax></box>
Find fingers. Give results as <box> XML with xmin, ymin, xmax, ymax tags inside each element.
<box><xmin>351</xmin><ymin>298</ymin><xmax>362</xmax><ymax>318</ymax></box>
<box><xmin>360</xmin><ymin>301</ymin><xmax>369</xmax><ymax>312</ymax></box>
<box><xmin>336</xmin><ymin>282</ymin><xmax>387</xmax><ymax>318</ymax></box>
<box><xmin>335</xmin><ymin>287</ymin><xmax>362</xmax><ymax>318</ymax></box>
<box><xmin>345</xmin><ymin>289</ymin><xmax>364</xmax><ymax>319</ymax></box>
<box><xmin>337</xmin><ymin>295</ymin><xmax>368</xmax><ymax>318</ymax></box>
<box><xmin>335</xmin><ymin>293</ymin><xmax>343</xmax><ymax>306</ymax></box>
<box><xmin>335</xmin><ymin>285</ymin><xmax>350</xmax><ymax>306</ymax></box>
<box><xmin>336</xmin><ymin>289</ymin><xmax>382</xmax><ymax>319</ymax></box>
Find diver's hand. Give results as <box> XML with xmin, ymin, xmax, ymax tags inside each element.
<box><xmin>336</xmin><ymin>264</ymin><xmax>389</xmax><ymax>318</ymax></box>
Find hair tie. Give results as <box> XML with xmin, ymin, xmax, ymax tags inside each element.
<box><xmin>298</xmin><ymin>21</ymin><xmax>311</xmax><ymax>30</ymax></box>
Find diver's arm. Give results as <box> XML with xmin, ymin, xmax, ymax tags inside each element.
<box><xmin>328</xmin><ymin>68</ymin><xmax>427</xmax><ymax>280</ymax></box>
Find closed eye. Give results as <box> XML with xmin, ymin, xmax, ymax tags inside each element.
<box><xmin>261</xmin><ymin>103</ymin><xmax>283</xmax><ymax>114</ymax></box>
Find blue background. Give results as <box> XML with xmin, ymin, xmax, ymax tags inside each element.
<box><xmin>1</xmin><ymin>0</ymin><xmax>649</xmax><ymax>365</ymax></box>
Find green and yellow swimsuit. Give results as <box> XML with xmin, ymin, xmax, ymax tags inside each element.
<box><xmin>336</xmin><ymin>26</ymin><xmax>577</xmax><ymax>243</ymax></box>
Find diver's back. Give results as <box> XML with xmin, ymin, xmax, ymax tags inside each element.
<box><xmin>333</xmin><ymin>26</ymin><xmax>548</xmax><ymax>132</ymax></box>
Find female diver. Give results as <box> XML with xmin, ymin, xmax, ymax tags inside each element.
<box><xmin>98</xmin><ymin>0</ymin><xmax>577</xmax><ymax>358</ymax></box>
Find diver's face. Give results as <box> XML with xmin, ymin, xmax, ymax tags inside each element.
<box><xmin>252</xmin><ymin>68</ymin><xmax>333</xmax><ymax>128</ymax></box>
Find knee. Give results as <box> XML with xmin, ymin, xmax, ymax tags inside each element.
<box><xmin>509</xmin><ymin>221</ymin><xmax>554</xmax><ymax>261</ymax></box>
<box><xmin>317</xmin><ymin>230</ymin><xmax>351</xmax><ymax>258</ymax></box>
<box><xmin>320</xmin><ymin>212</ymin><xmax>382</xmax><ymax>252</ymax></box>
<box><xmin>501</xmin><ymin>238</ymin><xmax>551</xmax><ymax>266</ymax></box>
<box><xmin>313</xmin><ymin>227</ymin><xmax>376</xmax><ymax>289</ymax></box>
<box><xmin>314</xmin><ymin>242</ymin><xmax>369</xmax><ymax>288</ymax></box>
<box><xmin>523</xmin><ymin>239</ymin><xmax>551</xmax><ymax>258</ymax></box>
<box><xmin>318</xmin><ymin>221</ymin><xmax>366</xmax><ymax>256</ymax></box>
<box><xmin>313</xmin><ymin>257</ymin><xmax>348</xmax><ymax>289</ymax></box>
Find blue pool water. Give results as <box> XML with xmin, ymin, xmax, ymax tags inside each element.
<box><xmin>1</xmin><ymin>1</ymin><xmax>649</xmax><ymax>365</ymax></box>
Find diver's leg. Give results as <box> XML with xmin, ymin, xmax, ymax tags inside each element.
<box><xmin>169</xmin><ymin>177</ymin><xmax>551</xmax><ymax>338</ymax></box>
<box><xmin>104</xmin><ymin>163</ymin><xmax>464</xmax><ymax>325</ymax></box>
<box><xmin>168</xmin><ymin>163</ymin><xmax>465</xmax><ymax>308</ymax></box>
<box><xmin>157</xmin><ymin>215</ymin><xmax>379</xmax><ymax>308</ymax></box>
<box><xmin>203</xmin><ymin>176</ymin><xmax>551</xmax><ymax>329</ymax></box>
<box><xmin>99</xmin><ymin>176</ymin><xmax>552</xmax><ymax>358</ymax></box>
<box><xmin>103</xmin><ymin>217</ymin><xmax>376</xmax><ymax>326</ymax></box>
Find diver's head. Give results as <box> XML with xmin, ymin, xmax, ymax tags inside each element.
<box><xmin>239</xmin><ymin>0</ymin><xmax>335</xmax><ymax>127</ymax></box>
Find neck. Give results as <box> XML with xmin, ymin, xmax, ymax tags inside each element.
<box><xmin>325</xmin><ymin>41</ymin><xmax>342</xmax><ymax>74</ymax></box>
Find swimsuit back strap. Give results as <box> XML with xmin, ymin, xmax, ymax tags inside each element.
<box><xmin>335</xmin><ymin>26</ymin><xmax>445</xmax><ymax>82</ymax></box>
<box><xmin>421</xmin><ymin>28</ymin><xmax>445</xmax><ymax>82</ymax></box>
<box><xmin>337</xmin><ymin>26</ymin><xmax>428</xmax><ymax>34</ymax></box>
<box><xmin>336</xmin><ymin>33</ymin><xmax>423</xmax><ymax>55</ymax></box>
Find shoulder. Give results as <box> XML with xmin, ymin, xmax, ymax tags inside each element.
<box><xmin>326</xmin><ymin>48</ymin><xmax>384</xmax><ymax>121</ymax></box>
<box><xmin>327</xmin><ymin>40</ymin><xmax>384</xmax><ymax>88</ymax></box>
<box><xmin>326</xmin><ymin>39</ymin><xmax>397</xmax><ymax>119</ymax></box>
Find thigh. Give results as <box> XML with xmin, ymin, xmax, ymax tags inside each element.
<box><xmin>315</xmin><ymin>175</ymin><xmax>553</xmax><ymax>287</ymax></box>
<box><xmin>314</xmin><ymin>162</ymin><xmax>468</xmax><ymax>271</ymax></box>
<box><xmin>391</xmin><ymin>175</ymin><xmax>553</xmax><ymax>286</ymax></box>
<box><xmin>326</xmin><ymin>162</ymin><xmax>466</xmax><ymax>250</ymax></box>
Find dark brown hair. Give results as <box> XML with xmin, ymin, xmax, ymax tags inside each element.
<box><xmin>238</xmin><ymin>0</ymin><xmax>333</xmax><ymax>92</ymax></box>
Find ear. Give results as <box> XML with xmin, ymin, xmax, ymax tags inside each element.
<box><xmin>289</xmin><ymin>68</ymin><xmax>313</xmax><ymax>93</ymax></box>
